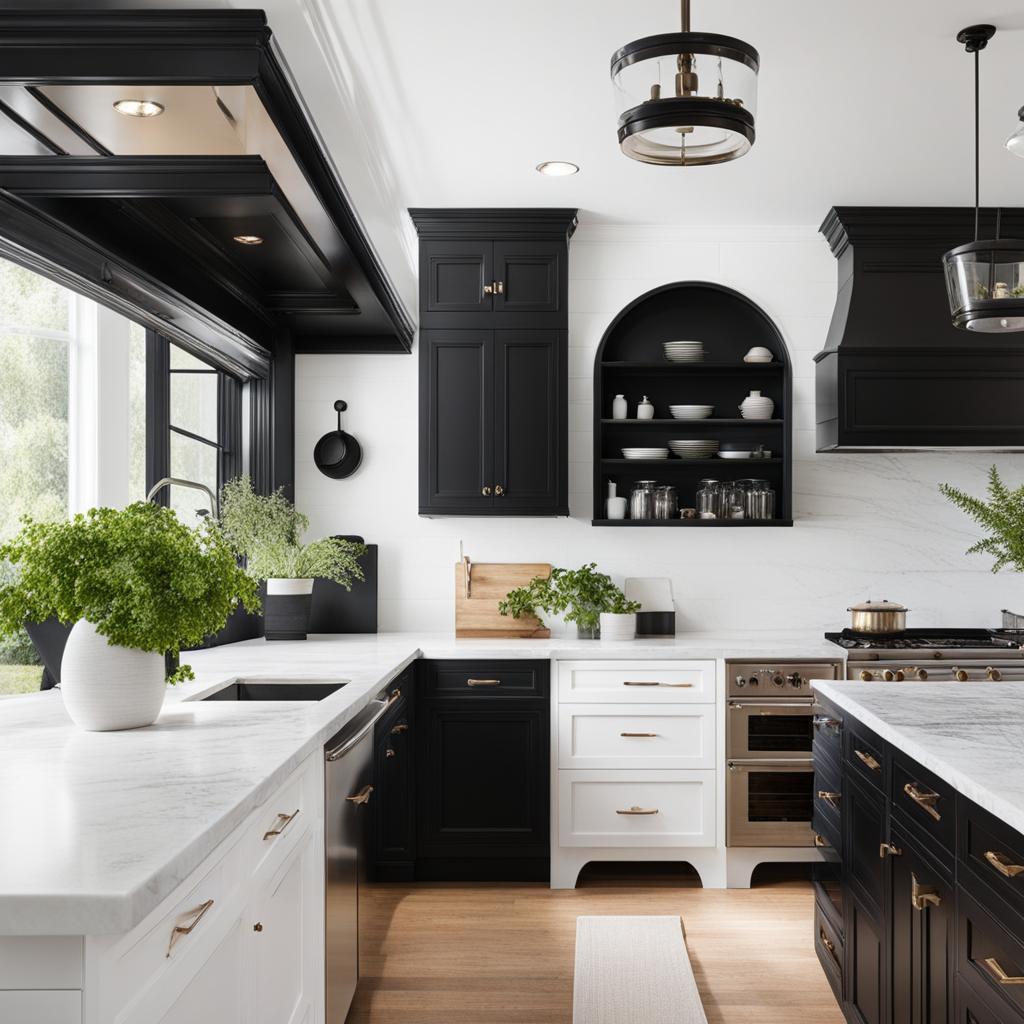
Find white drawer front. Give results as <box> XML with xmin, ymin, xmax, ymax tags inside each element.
<box><xmin>558</xmin><ymin>770</ymin><xmax>716</xmax><ymax>848</ymax></box>
<box><xmin>558</xmin><ymin>705</ymin><xmax>715</xmax><ymax>769</ymax></box>
<box><xmin>0</xmin><ymin>990</ymin><xmax>81</xmax><ymax>1024</ymax></box>
<box><xmin>557</xmin><ymin>661</ymin><xmax>715</xmax><ymax>704</ymax></box>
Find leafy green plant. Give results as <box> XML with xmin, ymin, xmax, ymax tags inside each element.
<box><xmin>940</xmin><ymin>466</ymin><xmax>1024</xmax><ymax>572</ymax></box>
<box><xmin>0</xmin><ymin>502</ymin><xmax>259</xmax><ymax>683</ymax></box>
<box><xmin>498</xmin><ymin>563</ymin><xmax>639</xmax><ymax>633</ymax></box>
<box><xmin>220</xmin><ymin>475</ymin><xmax>366</xmax><ymax>587</ymax></box>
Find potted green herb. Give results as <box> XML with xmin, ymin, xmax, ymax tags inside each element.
<box><xmin>0</xmin><ymin>503</ymin><xmax>259</xmax><ymax>731</ymax></box>
<box><xmin>498</xmin><ymin>563</ymin><xmax>640</xmax><ymax>639</ymax></box>
<box><xmin>219</xmin><ymin>476</ymin><xmax>365</xmax><ymax>640</ymax></box>
<box><xmin>941</xmin><ymin>466</ymin><xmax>1024</xmax><ymax>571</ymax></box>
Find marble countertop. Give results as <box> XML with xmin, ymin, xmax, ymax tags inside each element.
<box><xmin>0</xmin><ymin>629</ymin><xmax>839</xmax><ymax>936</ymax></box>
<box><xmin>814</xmin><ymin>680</ymin><xmax>1024</xmax><ymax>838</ymax></box>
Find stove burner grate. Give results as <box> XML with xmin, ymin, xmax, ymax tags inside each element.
<box><xmin>825</xmin><ymin>629</ymin><xmax>1023</xmax><ymax>651</ymax></box>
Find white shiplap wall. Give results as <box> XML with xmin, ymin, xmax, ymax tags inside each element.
<box><xmin>295</xmin><ymin>222</ymin><xmax>1024</xmax><ymax>634</ymax></box>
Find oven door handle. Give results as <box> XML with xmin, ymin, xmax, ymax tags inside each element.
<box><xmin>729</xmin><ymin>700</ymin><xmax>816</xmax><ymax>709</ymax></box>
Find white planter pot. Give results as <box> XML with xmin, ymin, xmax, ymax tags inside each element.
<box><xmin>599</xmin><ymin>612</ymin><xmax>637</xmax><ymax>641</ymax></box>
<box><xmin>60</xmin><ymin>620</ymin><xmax>166</xmax><ymax>731</ymax></box>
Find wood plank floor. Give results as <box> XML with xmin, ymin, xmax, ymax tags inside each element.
<box><xmin>349</xmin><ymin>864</ymin><xmax>845</xmax><ymax>1024</ymax></box>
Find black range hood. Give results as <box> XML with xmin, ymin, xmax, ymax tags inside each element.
<box><xmin>816</xmin><ymin>207</ymin><xmax>1024</xmax><ymax>452</ymax></box>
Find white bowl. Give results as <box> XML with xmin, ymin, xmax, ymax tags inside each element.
<box><xmin>743</xmin><ymin>346</ymin><xmax>774</xmax><ymax>363</ymax></box>
<box><xmin>718</xmin><ymin>451</ymin><xmax>753</xmax><ymax>459</ymax></box>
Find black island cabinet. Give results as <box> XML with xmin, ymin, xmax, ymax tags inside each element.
<box><xmin>812</xmin><ymin>692</ymin><xmax>1024</xmax><ymax>1024</ymax></box>
<box><xmin>410</xmin><ymin>209</ymin><xmax>577</xmax><ymax>517</ymax></box>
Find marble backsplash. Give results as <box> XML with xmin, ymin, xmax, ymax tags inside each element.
<box><xmin>294</xmin><ymin>221</ymin><xmax>1024</xmax><ymax>636</ymax></box>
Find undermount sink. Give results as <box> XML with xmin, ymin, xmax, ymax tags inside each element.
<box><xmin>193</xmin><ymin>678</ymin><xmax>348</xmax><ymax>702</ymax></box>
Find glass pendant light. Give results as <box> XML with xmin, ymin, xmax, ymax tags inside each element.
<box><xmin>942</xmin><ymin>25</ymin><xmax>1024</xmax><ymax>333</ymax></box>
<box><xmin>611</xmin><ymin>0</ymin><xmax>758</xmax><ymax>166</ymax></box>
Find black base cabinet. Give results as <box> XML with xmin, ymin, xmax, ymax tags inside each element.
<box><xmin>415</xmin><ymin>660</ymin><xmax>549</xmax><ymax>881</ymax></box>
<box><xmin>812</xmin><ymin>693</ymin><xmax>1024</xmax><ymax>1024</ymax></box>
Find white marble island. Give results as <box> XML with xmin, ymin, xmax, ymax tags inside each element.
<box><xmin>813</xmin><ymin>679</ymin><xmax>1024</xmax><ymax>835</ymax></box>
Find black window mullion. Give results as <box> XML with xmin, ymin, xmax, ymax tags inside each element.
<box><xmin>219</xmin><ymin>373</ymin><xmax>242</xmax><ymax>490</ymax></box>
<box><xmin>145</xmin><ymin>330</ymin><xmax>170</xmax><ymax>502</ymax></box>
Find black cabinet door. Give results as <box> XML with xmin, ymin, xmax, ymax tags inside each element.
<box><xmin>417</xmin><ymin>703</ymin><xmax>548</xmax><ymax>859</ymax></box>
<box><xmin>421</xmin><ymin>240</ymin><xmax>492</xmax><ymax>313</ymax></box>
<box><xmin>492</xmin><ymin>239</ymin><xmax>563</xmax><ymax>315</ymax></box>
<box><xmin>492</xmin><ymin>330</ymin><xmax>565</xmax><ymax>513</ymax></box>
<box><xmin>847</xmin><ymin>773</ymin><xmax>888</xmax><ymax>917</ymax></box>
<box><xmin>889</xmin><ymin>824</ymin><xmax>953</xmax><ymax>1024</ymax></box>
<box><xmin>369</xmin><ymin>691</ymin><xmax>415</xmax><ymax>881</ymax></box>
<box><xmin>847</xmin><ymin>891</ymin><xmax>886</xmax><ymax>1024</ymax></box>
<box><xmin>419</xmin><ymin>330</ymin><xmax>493</xmax><ymax>512</ymax></box>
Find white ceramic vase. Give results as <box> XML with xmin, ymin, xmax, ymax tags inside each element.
<box><xmin>60</xmin><ymin>620</ymin><xmax>166</xmax><ymax>732</ymax></box>
<box><xmin>599</xmin><ymin>612</ymin><xmax>637</xmax><ymax>641</ymax></box>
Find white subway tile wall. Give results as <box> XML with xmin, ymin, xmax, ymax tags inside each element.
<box><xmin>295</xmin><ymin>222</ymin><xmax>1024</xmax><ymax>634</ymax></box>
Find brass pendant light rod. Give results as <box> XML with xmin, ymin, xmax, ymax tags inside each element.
<box><xmin>681</xmin><ymin>0</ymin><xmax>690</xmax><ymax>32</ymax></box>
<box><xmin>974</xmin><ymin>46</ymin><xmax>980</xmax><ymax>241</ymax></box>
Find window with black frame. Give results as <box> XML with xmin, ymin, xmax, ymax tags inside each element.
<box><xmin>146</xmin><ymin>333</ymin><xmax>243</xmax><ymax>524</ymax></box>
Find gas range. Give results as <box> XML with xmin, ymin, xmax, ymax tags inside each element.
<box><xmin>825</xmin><ymin>628</ymin><xmax>1024</xmax><ymax>681</ymax></box>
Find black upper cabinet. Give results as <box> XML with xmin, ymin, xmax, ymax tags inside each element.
<box><xmin>411</xmin><ymin>209</ymin><xmax>577</xmax><ymax>517</ymax></box>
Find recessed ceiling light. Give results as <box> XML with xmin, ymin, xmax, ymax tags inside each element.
<box><xmin>232</xmin><ymin>234</ymin><xmax>264</xmax><ymax>246</ymax></box>
<box><xmin>113</xmin><ymin>99</ymin><xmax>164</xmax><ymax>118</ymax></box>
<box><xmin>536</xmin><ymin>161</ymin><xmax>579</xmax><ymax>176</ymax></box>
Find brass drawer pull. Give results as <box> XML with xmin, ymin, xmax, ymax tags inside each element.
<box><xmin>390</xmin><ymin>722</ymin><xmax>409</xmax><ymax>734</ymax></box>
<box><xmin>819</xmin><ymin>928</ymin><xmax>837</xmax><ymax>958</ymax></box>
<box><xmin>166</xmin><ymin>898</ymin><xmax>214</xmax><ymax>957</ymax></box>
<box><xmin>983</xmin><ymin>957</ymin><xmax>1024</xmax><ymax>985</ymax></box>
<box><xmin>812</xmin><ymin>715</ymin><xmax>840</xmax><ymax>730</ymax></box>
<box><xmin>495</xmin><ymin>280</ymin><xmax>504</xmax><ymax>295</ymax></box>
<box><xmin>911</xmin><ymin>872</ymin><xmax>942</xmax><ymax>910</ymax></box>
<box><xmin>879</xmin><ymin>842</ymin><xmax>903</xmax><ymax>859</ymax></box>
<box><xmin>616</xmin><ymin>805</ymin><xmax>659</xmax><ymax>815</ymax></box>
<box><xmin>817</xmin><ymin>790</ymin><xmax>841</xmax><ymax>809</ymax></box>
<box><xmin>483</xmin><ymin>283</ymin><xmax>494</xmax><ymax>295</ymax></box>
<box><xmin>813</xmin><ymin>833</ymin><xmax>830</xmax><ymax>848</ymax></box>
<box><xmin>467</xmin><ymin>678</ymin><xmax>501</xmax><ymax>687</ymax></box>
<box><xmin>620</xmin><ymin>732</ymin><xmax>659</xmax><ymax>738</ymax></box>
<box><xmin>855</xmin><ymin>749</ymin><xmax>882</xmax><ymax>772</ymax></box>
<box><xmin>385</xmin><ymin>688</ymin><xmax>402</xmax><ymax>708</ymax></box>
<box><xmin>985</xmin><ymin>850</ymin><xmax>1024</xmax><ymax>878</ymax></box>
<box><xmin>263</xmin><ymin>808</ymin><xmax>300</xmax><ymax>841</ymax></box>
<box><xmin>903</xmin><ymin>782</ymin><xmax>942</xmax><ymax>821</ymax></box>
<box><xmin>346</xmin><ymin>784</ymin><xmax>374</xmax><ymax>806</ymax></box>
<box><xmin>623</xmin><ymin>680</ymin><xmax>693</xmax><ymax>687</ymax></box>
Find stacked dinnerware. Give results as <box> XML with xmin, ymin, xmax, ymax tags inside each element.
<box><xmin>663</xmin><ymin>340</ymin><xmax>705</xmax><ymax>363</ymax></box>
<box><xmin>668</xmin><ymin>404</ymin><xmax>713</xmax><ymax>420</ymax></box>
<box><xmin>622</xmin><ymin>447</ymin><xmax>669</xmax><ymax>460</ymax></box>
<box><xmin>668</xmin><ymin>439</ymin><xmax>720</xmax><ymax>460</ymax></box>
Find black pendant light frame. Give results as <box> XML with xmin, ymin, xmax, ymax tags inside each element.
<box><xmin>942</xmin><ymin>24</ymin><xmax>1024</xmax><ymax>333</ymax></box>
<box><xmin>612</xmin><ymin>2</ymin><xmax>759</xmax><ymax>167</ymax></box>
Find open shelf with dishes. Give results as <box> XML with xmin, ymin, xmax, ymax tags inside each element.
<box><xmin>592</xmin><ymin>282</ymin><xmax>793</xmax><ymax>527</ymax></box>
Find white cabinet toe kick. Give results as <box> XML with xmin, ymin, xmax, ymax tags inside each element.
<box><xmin>550</xmin><ymin>659</ymin><xmax>823</xmax><ymax>890</ymax></box>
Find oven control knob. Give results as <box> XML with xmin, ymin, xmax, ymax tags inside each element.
<box><xmin>786</xmin><ymin>673</ymin><xmax>804</xmax><ymax>688</ymax></box>
<box><xmin>954</xmin><ymin>668</ymin><xmax>969</xmax><ymax>682</ymax></box>
<box><xmin>860</xmin><ymin>670</ymin><xmax>874</xmax><ymax>682</ymax></box>
<box><xmin>749</xmin><ymin>675</ymin><xmax>759</xmax><ymax>686</ymax></box>
<box><xmin>906</xmin><ymin>667</ymin><xmax>927</xmax><ymax>680</ymax></box>
<box><xmin>986</xmin><ymin>666</ymin><xmax>1002</xmax><ymax>681</ymax></box>
<box><xmin>735</xmin><ymin>675</ymin><xmax>747</xmax><ymax>688</ymax></box>
<box><xmin>882</xmin><ymin>670</ymin><xmax>895</xmax><ymax>681</ymax></box>
<box><xmin>772</xmin><ymin>674</ymin><xmax>785</xmax><ymax>688</ymax></box>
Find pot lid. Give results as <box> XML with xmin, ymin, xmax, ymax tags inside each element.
<box><xmin>848</xmin><ymin>599</ymin><xmax>908</xmax><ymax>613</ymax></box>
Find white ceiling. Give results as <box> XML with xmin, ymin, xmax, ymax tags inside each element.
<box><xmin>317</xmin><ymin>0</ymin><xmax>1024</xmax><ymax>225</ymax></box>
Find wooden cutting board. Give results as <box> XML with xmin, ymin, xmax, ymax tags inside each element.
<box><xmin>455</xmin><ymin>560</ymin><xmax>551</xmax><ymax>638</ymax></box>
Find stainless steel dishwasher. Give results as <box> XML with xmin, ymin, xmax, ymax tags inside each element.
<box><xmin>324</xmin><ymin>693</ymin><xmax>391</xmax><ymax>1022</ymax></box>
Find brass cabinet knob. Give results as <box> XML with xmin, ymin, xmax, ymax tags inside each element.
<box><xmin>253</xmin><ymin>922</ymin><xmax>263</xmax><ymax>932</ymax></box>
<box><xmin>879</xmin><ymin>842</ymin><xmax>903</xmax><ymax>859</ymax></box>
<box><xmin>987</xmin><ymin>666</ymin><xmax>1003</xmax><ymax>680</ymax></box>
<box><xmin>483</xmin><ymin>283</ymin><xmax>494</xmax><ymax>295</ymax></box>
<box><xmin>860</xmin><ymin>670</ymin><xmax>874</xmax><ymax>681</ymax></box>
<box><xmin>481</xmin><ymin>486</ymin><xmax>492</xmax><ymax>496</ymax></box>
<box><xmin>954</xmin><ymin>668</ymin><xmax>969</xmax><ymax>682</ymax></box>
<box><xmin>495</xmin><ymin>484</ymin><xmax>505</xmax><ymax>496</ymax></box>
<box><xmin>496</xmin><ymin>280</ymin><xmax>505</xmax><ymax>294</ymax></box>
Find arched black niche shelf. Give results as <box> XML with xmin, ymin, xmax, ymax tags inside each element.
<box><xmin>593</xmin><ymin>281</ymin><xmax>793</xmax><ymax>526</ymax></box>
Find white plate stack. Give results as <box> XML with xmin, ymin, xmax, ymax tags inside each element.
<box><xmin>668</xmin><ymin>439</ymin><xmax>720</xmax><ymax>459</ymax></box>
<box><xmin>668</xmin><ymin>404</ymin><xmax>713</xmax><ymax>420</ymax></box>
<box><xmin>621</xmin><ymin>447</ymin><xmax>669</xmax><ymax>460</ymax></box>
<box><xmin>663</xmin><ymin>340</ymin><xmax>705</xmax><ymax>363</ymax></box>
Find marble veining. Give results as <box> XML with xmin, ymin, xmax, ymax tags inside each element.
<box><xmin>0</xmin><ymin>630</ymin><xmax>835</xmax><ymax>936</ymax></box>
<box><xmin>814</xmin><ymin>680</ymin><xmax>1024</xmax><ymax>837</ymax></box>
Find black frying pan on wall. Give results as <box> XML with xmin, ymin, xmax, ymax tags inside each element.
<box><xmin>314</xmin><ymin>400</ymin><xmax>362</xmax><ymax>479</ymax></box>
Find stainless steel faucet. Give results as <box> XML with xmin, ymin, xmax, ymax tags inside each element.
<box><xmin>146</xmin><ymin>477</ymin><xmax>219</xmax><ymax>519</ymax></box>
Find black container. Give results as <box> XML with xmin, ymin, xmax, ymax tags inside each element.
<box><xmin>636</xmin><ymin>611</ymin><xmax>676</xmax><ymax>637</ymax></box>
<box><xmin>264</xmin><ymin>585</ymin><xmax>314</xmax><ymax>641</ymax></box>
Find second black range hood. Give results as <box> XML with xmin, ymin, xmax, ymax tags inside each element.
<box><xmin>816</xmin><ymin>207</ymin><xmax>1024</xmax><ymax>452</ymax></box>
